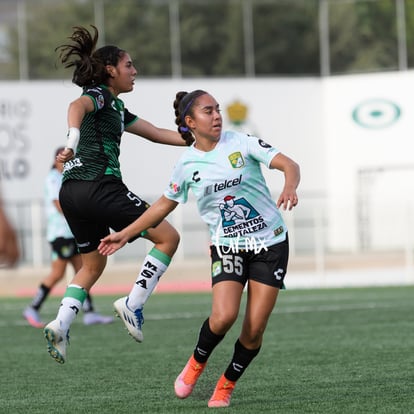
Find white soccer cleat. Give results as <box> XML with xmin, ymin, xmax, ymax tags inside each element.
<box><xmin>44</xmin><ymin>319</ymin><xmax>69</xmax><ymax>364</ymax></box>
<box><xmin>113</xmin><ymin>296</ymin><xmax>144</xmax><ymax>343</ymax></box>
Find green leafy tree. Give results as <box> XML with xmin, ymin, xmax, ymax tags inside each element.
<box><xmin>2</xmin><ymin>0</ymin><xmax>414</xmax><ymax>80</ymax></box>
<box><xmin>404</xmin><ymin>0</ymin><xmax>414</xmax><ymax>68</ymax></box>
<box><xmin>179</xmin><ymin>0</ymin><xmax>245</xmax><ymax>76</ymax></box>
<box><xmin>103</xmin><ymin>0</ymin><xmax>172</xmax><ymax>76</ymax></box>
<box><xmin>19</xmin><ymin>0</ymin><xmax>95</xmax><ymax>79</ymax></box>
<box><xmin>329</xmin><ymin>0</ymin><xmax>398</xmax><ymax>74</ymax></box>
<box><xmin>253</xmin><ymin>0</ymin><xmax>320</xmax><ymax>75</ymax></box>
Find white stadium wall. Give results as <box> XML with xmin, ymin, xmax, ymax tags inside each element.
<box><xmin>323</xmin><ymin>71</ymin><xmax>414</xmax><ymax>251</ymax></box>
<box><xmin>0</xmin><ymin>73</ymin><xmax>412</xmax><ymax>253</ymax></box>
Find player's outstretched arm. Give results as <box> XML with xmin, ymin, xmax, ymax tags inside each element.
<box><xmin>126</xmin><ymin>118</ymin><xmax>186</xmax><ymax>147</ymax></box>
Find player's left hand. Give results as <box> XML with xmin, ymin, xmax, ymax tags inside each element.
<box><xmin>277</xmin><ymin>190</ymin><xmax>298</xmax><ymax>211</ymax></box>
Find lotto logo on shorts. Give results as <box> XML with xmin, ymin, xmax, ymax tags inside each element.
<box><xmin>212</xmin><ymin>261</ymin><xmax>222</xmax><ymax>277</ymax></box>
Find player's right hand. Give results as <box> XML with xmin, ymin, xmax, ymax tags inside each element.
<box><xmin>98</xmin><ymin>233</ymin><xmax>128</xmax><ymax>256</ymax></box>
<box><xmin>56</xmin><ymin>148</ymin><xmax>74</xmax><ymax>163</ymax></box>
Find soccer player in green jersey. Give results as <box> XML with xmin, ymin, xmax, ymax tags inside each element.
<box><xmin>23</xmin><ymin>147</ymin><xmax>113</xmax><ymax>328</ymax></box>
<box><xmin>43</xmin><ymin>26</ymin><xmax>184</xmax><ymax>364</ymax></box>
<box><xmin>98</xmin><ymin>90</ymin><xmax>300</xmax><ymax>407</ymax></box>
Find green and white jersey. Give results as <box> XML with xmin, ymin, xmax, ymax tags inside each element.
<box><xmin>63</xmin><ymin>85</ymin><xmax>138</xmax><ymax>182</ymax></box>
<box><xmin>164</xmin><ymin>131</ymin><xmax>287</xmax><ymax>249</ymax></box>
<box><xmin>45</xmin><ymin>168</ymin><xmax>73</xmax><ymax>242</ymax></box>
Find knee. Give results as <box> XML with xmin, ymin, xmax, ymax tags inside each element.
<box><xmin>153</xmin><ymin>225</ymin><xmax>180</xmax><ymax>255</ymax></box>
<box><xmin>240</xmin><ymin>326</ymin><xmax>265</xmax><ymax>348</ymax></box>
<box><xmin>170</xmin><ymin>228</ymin><xmax>180</xmax><ymax>249</ymax></box>
<box><xmin>210</xmin><ymin>311</ymin><xmax>238</xmax><ymax>335</ymax></box>
<box><xmin>165</xmin><ymin>227</ymin><xmax>180</xmax><ymax>257</ymax></box>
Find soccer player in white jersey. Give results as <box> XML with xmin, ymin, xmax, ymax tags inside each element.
<box><xmin>98</xmin><ymin>90</ymin><xmax>300</xmax><ymax>408</ymax></box>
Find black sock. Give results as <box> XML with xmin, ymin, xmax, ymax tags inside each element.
<box><xmin>224</xmin><ymin>339</ymin><xmax>261</xmax><ymax>382</ymax></box>
<box><xmin>31</xmin><ymin>284</ymin><xmax>50</xmax><ymax>310</ymax></box>
<box><xmin>193</xmin><ymin>318</ymin><xmax>225</xmax><ymax>363</ymax></box>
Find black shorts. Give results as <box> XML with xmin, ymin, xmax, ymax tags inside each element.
<box><xmin>59</xmin><ymin>176</ymin><xmax>150</xmax><ymax>254</ymax></box>
<box><xmin>50</xmin><ymin>237</ymin><xmax>79</xmax><ymax>260</ymax></box>
<box><xmin>210</xmin><ymin>235</ymin><xmax>289</xmax><ymax>289</ymax></box>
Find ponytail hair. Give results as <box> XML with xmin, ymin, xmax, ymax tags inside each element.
<box><xmin>56</xmin><ymin>25</ymin><xmax>125</xmax><ymax>87</ymax></box>
<box><xmin>173</xmin><ymin>90</ymin><xmax>207</xmax><ymax>146</ymax></box>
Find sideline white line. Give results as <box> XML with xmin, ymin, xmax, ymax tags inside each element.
<box><xmin>0</xmin><ymin>298</ymin><xmax>410</xmax><ymax>327</ymax></box>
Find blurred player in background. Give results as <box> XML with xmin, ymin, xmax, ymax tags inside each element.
<box><xmin>23</xmin><ymin>148</ymin><xmax>113</xmax><ymax>328</ymax></box>
<box><xmin>0</xmin><ymin>188</ymin><xmax>19</xmax><ymax>268</ymax></box>
<box><xmin>98</xmin><ymin>89</ymin><xmax>300</xmax><ymax>408</ymax></box>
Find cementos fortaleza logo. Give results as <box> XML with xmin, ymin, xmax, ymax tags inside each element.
<box><xmin>352</xmin><ymin>99</ymin><xmax>401</xmax><ymax>129</ymax></box>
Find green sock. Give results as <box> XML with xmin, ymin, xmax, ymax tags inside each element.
<box><xmin>56</xmin><ymin>284</ymin><xmax>87</xmax><ymax>331</ymax></box>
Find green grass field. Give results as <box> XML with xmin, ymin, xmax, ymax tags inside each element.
<box><xmin>0</xmin><ymin>286</ymin><xmax>413</xmax><ymax>414</ymax></box>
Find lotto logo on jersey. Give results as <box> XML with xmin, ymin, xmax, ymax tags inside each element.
<box><xmin>228</xmin><ymin>152</ymin><xmax>244</xmax><ymax>168</ymax></box>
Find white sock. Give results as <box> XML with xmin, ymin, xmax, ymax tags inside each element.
<box><xmin>56</xmin><ymin>284</ymin><xmax>87</xmax><ymax>331</ymax></box>
<box><xmin>127</xmin><ymin>248</ymin><xmax>171</xmax><ymax>310</ymax></box>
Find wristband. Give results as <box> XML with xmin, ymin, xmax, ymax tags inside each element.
<box><xmin>66</xmin><ymin>127</ymin><xmax>80</xmax><ymax>153</ymax></box>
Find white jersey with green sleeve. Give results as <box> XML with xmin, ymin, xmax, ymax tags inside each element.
<box><xmin>164</xmin><ymin>130</ymin><xmax>288</xmax><ymax>250</ymax></box>
<box><xmin>45</xmin><ymin>168</ymin><xmax>73</xmax><ymax>242</ymax></box>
